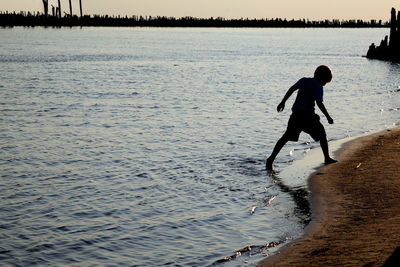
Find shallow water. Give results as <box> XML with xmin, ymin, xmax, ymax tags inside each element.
<box><xmin>0</xmin><ymin>27</ymin><xmax>399</xmax><ymax>266</ymax></box>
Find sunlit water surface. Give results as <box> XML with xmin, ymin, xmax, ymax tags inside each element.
<box><xmin>0</xmin><ymin>27</ymin><xmax>399</xmax><ymax>266</ymax></box>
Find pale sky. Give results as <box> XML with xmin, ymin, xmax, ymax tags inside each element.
<box><xmin>1</xmin><ymin>0</ymin><xmax>399</xmax><ymax>21</ymax></box>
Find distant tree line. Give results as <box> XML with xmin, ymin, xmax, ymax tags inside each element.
<box><xmin>0</xmin><ymin>11</ymin><xmax>389</xmax><ymax>28</ymax></box>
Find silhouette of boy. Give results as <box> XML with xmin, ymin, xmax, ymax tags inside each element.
<box><xmin>266</xmin><ymin>65</ymin><xmax>337</xmax><ymax>171</ymax></box>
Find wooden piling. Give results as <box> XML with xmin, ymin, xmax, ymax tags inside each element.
<box><xmin>42</xmin><ymin>0</ymin><xmax>48</xmax><ymax>16</ymax></box>
<box><xmin>58</xmin><ymin>0</ymin><xmax>61</xmax><ymax>18</ymax></box>
<box><xmin>69</xmin><ymin>0</ymin><xmax>72</xmax><ymax>17</ymax></box>
<box><xmin>79</xmin><ymin>0</ymin><xmax>83</xmax><ymax>17</ymax></box>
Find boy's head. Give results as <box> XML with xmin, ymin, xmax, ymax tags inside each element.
<box><xmin>314</xmin><ymin>65</ymin><xmax>332</xmax><ymax>85</ymax></box>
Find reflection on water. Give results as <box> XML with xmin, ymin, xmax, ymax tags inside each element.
<box><xmin>0</xmin><ymin>27</ymin><xmax>399</xmax><ymax>266</ymax></box>
<box><xmin>214</xmin><ymin>170</ymin><xmax>310</xmax><ymax>265</ymax></box>
<box><xmin>268</xmin><ymin>171</ymin><xmax>311</xmax><ymax>226</ymax></box>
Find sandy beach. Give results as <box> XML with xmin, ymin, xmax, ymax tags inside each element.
<box><xmin>259</xmin><ymin>128</ymin><xmax>400</xmax><ymax>266</ymax></box>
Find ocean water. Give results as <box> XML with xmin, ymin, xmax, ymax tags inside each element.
<box><xmin>0</xmin><ymin>27</ymin><xmax>399</xmax><ymax>266</ymax></box>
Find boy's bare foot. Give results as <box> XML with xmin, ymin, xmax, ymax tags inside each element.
<box><xmin>325</xmin><ymin>158</ymin><xmax>338</xmax><ymax>165</ymax></box>
<box><xmin>266</xmin><ymin>158</ymin><xmax>273</xmax><ymax>170</ymax></box>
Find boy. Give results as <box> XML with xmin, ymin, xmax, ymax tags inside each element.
<box><xmin>266</xmin><ymin>65</ymin><xmax>337</xmax><ymax>171</ymax></box>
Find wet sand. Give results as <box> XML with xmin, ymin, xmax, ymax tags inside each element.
<box><xmin>259</xmin><ymin>128</ymin><xmax>400</xmax><ymax>266</ymax></box>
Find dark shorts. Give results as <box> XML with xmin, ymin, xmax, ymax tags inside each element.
<box><xmin>285</xmin><ymin>112</ymin><xmax>326</xmax><ymax>142</ymax></box>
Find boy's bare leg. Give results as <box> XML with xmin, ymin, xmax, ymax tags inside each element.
<box><xmin>266</xmin><ymin>133</ymin><xmax>290</xmax><ymax>170</ymax></box>
<box><xmin>320</xmin><ymin>136</ymin><xmax>337</xmax><ymax>165</ymax></box>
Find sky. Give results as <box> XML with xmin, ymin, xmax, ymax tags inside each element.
<box><xmin>1</xmin><ymin>0</ymin><xmax>399</xmax><ymax>21</ymax></box>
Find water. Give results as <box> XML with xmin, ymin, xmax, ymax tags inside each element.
<box><xmin>0</xmin><ymin>27</ymin><xmax>399</xmax><ymax>266</ymax></box>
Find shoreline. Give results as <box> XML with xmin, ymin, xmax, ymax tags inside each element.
<box><xmin>259</xmin><ymin>127</ymin><xmax>400</xmax><ymax>266</ymax></box>
<box><xmin>0</xmin><ymin>13</ymin><xmax>390</xmax><ymax>28</ymax></box>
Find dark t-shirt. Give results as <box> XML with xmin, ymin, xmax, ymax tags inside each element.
<box><xmin>291</xmin><ymin>77</ymin><xmax>323</xmax><ymax>113</ymax></box>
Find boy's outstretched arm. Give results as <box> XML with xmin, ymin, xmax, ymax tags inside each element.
<box><xmin>277</xmin><ymin>85</ymin><xmax>298</xmax><ymax>112</ymax></box>
<box><xmin>316</xmin><ymin>99</ymin><xmax>334</xmax><ymax>124</ymax></box>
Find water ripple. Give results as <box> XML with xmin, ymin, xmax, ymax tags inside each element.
<box><xmin>1</xmin><ymin>27</ymin><xmax>399</xmax><ymax>266</ymax></box>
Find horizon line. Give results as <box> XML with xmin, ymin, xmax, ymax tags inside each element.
<box><xmin>0</xmin><ymin>10</ymin><xmax>391</xmax><ymax>24</ymax></box>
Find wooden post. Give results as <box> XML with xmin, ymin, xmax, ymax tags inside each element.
<box><xmin>58</xmin><ymin>0</ymin><xmax>61</xmax><ymax>18</ymax></box>
<box><xmin>42</xmin><ymin>0</ymin><xmax>48</xmax><ymax>16</ymax></box>
<box><xmin>79</xmin><ymin>0</ymin><xmax>83</xmax><ymax>17</ymax></box>
<box><xmin>69</xmin><ymin>0</ymin><xmax>73</xmax><ymax>17</ymax></box>
<box><xmin>389</xmin><ymin>8</ymin><xmax>396</xmax><ymax>47</ymax></box>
